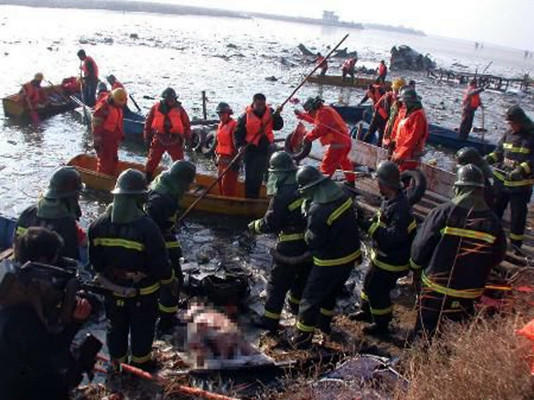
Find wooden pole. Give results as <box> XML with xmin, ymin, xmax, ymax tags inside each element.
<box><xmin>202</xmin><ymin>90</ymin><xmax>208</xmax><ymax>120</ymax></box>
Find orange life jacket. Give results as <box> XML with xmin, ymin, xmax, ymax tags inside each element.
<box><xmin>375</xmin><ymin>92</ymin><xmax>393</xmax><ymax>120</ymax></box>
<box><xmin>96</xmin><ymin>91</ymin><xmax>109</xmax><ymax>106</ymax></box>
<box><xmin>216</xmin><ymin>118</ymin><xmax>237</xmax><ymax>157</ymax></box>
<box><xmin>393</xmin><ymin>108</ymin><xmax>428</xmax><ymax>161</ymax></box>
<box><xmin>343</xmin><ymin>58</ymin><xmax>356</xmax><ymax>70</ymax></box>
<box><xmin>317</xmin><ymin>56</ymin><xmax>328</xmax><ymax>68</ymax></box>
<box><xmin>22</xmin><ymin>82</ymin><xmax>44</xmax><ymax>106</ymax></box>
<box><xmin>314</xmin><ymin>105</ymin><xmax>351</xmax><ymax>146</ymax></box>
<box><xmin>245</xmin><ymin>105</ymin><xmax>274</xmax><ymax>146</ymax></box>
<box><xmin>464</xmin><ymin>89</ymin><xmax>481</xmax><ymax>110</ymax></box>
<box><xmin>94</xmin><ymin>99</ymin><xmax>123</xmax><ymax>136</ymax></box>
<box><xmin>151</xmin><ymin>102</ymin><xmax>184</xmax><ymax>135</ymax></box>
<box><xmin>82</xmin><ymin>56</ymin><xmax>99</xmax><ymax>80</ymax></box>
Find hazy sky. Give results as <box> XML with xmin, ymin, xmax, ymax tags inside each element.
<box><xmin>141</xmin><ymin>0</ymin><xmax>532</xmax><ymax>50</ymax></box>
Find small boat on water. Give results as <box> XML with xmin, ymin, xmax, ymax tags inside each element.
<box><xmin>2</xmin><ymin>82</ymin><xmax>80</xmax><ymax>120</ymax></box>
<box><xmin>333</xmin><ymin>105</ymin><xmax>496</xmax><ymax>154</ymax></box>
<box><xmin>307</xmin><ymin>74</ymin><xmax>392</xmax><ymax>90</ymax></box>
<box><xmin>67</xmin><ymin>154</ymin><xmax>269</xmax><ymax>218</ymax></box>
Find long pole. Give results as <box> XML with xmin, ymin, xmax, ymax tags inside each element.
<box><xmin>202</xmin><ymin>90</ymin><xmax>208</xmax><ymax>120</ymax></box>
<box><xmin>277</xmin><ymin>33</ymin><xmax>349</xmax><ymax>111</ymax></box>
<box><xmin>178</xmin><ymin>145</ymin><xmax>248</xmax><ymax>223</ymax></box>
<box><xmin>129</xmin><ymin>94</ymin><xmax>142</xmax><ymax>112</ymax></box>
<box><xmin>79</xmin><ymin>61</ymin><xmax>87</xmax><ymax>123</ymax></box>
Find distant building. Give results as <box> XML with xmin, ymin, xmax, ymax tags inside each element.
<box><xmin>322</xmin><ymin>10</ymin><xmax>339</xmax><ymax>23</ymax></box>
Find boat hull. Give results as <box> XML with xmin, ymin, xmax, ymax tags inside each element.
<box><xmin>307</xmin><ymin>75</ymin><xmax>392</xmax><ymax>90</ymax></box>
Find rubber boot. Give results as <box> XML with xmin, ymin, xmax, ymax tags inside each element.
<box><xmin>363</xmin><ymin>322</ymin><xmax>390</xmax><ymax>336</ymax></box>
<box><xmin>130</xmin><ymin>359</ymin><xmax>158</xmax><ymax>372</ymax></box>
<box><xmin>291</xmin><ymin>331</ymin><xmax>313</xmax><ymax>349</ymax></box>
<box><xmin>251</xmin><ymin>314</ymin><xmax>280</xmax><ymax>332</ymax></box>
<box><xmin>157</xmin><ymin>315</ymin><xmax>180</xmax><ymax>337</ymax></box>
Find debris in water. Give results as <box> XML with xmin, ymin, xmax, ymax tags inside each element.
<box><xmin>265</xmin><ymin>76</ymin><xmax>278</xmax><ymax>82</ymax></box>
<box><xmin>129</xmin><ymin>33</ymin><xmax>139</xmax><ymax>39</ymax></box>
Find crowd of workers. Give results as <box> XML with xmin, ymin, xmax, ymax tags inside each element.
<box><xmin>6</xmin><ymin>48</ymin><xmax>534</xmax><ymax>398</ymax></box>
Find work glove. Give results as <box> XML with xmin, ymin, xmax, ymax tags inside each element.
<box><xmin>484</xmin><ymin>154</ymin><xmax>495</xmax><ymax>165</ymax></box>
<box><xmin>508</xmin><ymin>167</ymin><xmax>524</xmax><ymax>181</ymax></box>
<box><xmin>248</xmin><ymin>220</ymin><xmax>260</xmax><ymax>234</ymax></box>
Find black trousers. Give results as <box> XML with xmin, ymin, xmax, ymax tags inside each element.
<box><xmin>244</xmin><ymin>148</ymin><xmax>269</xmax><ymax>198</ymax></box>
<box><xmin>458</xmin><ymin>109</ymin><xmax>475</xmax><ymax>140</ymax></box>
<box><xmin>297</xmin><ymin>263</ymin><xmax>353</xmax><ymax>333</ymax></box>
<box><xmin>361</xmin><ymin>263</ymin><xmax>407</xmax><ymax>325</ymax></box>
<box><xmin>494</xmin><ymin>184</ymin><xmax>532</xmax><ymax>246</ymax></box>
<box><xmin>413</xmin><ymin>289</ymin><xmax>475</xmax><ymax>339</ymax></box>
<box><xmin>105</xmin><ymin>292</ymin><xmax>159</xmax><ymax>365</ymax></box>
<box><xmin>263</xmin><ymin>259</ymin><xmax>312</xmax><ymax>320</ymax></box>
<box><xmin>82</xmin><ymin>78</ymin><xmax>98</xmax><ymax>107</ymax></box>
<box><xmin>365</xmin><ymin>113</ymin><xmax>387</xmax><ymax>146</ymax></box>
<box><xmin>159</xmin><ymin>246</ymin><xmax>183</xmax><ymax>318</ymax></box>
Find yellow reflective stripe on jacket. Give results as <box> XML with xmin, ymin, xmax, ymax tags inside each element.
<box><xmin>159</xmin><ymin>303</ymin><xmax>178</xmax><ymax>314</ymax></box>
<box><xmin>130</xmin><ymin>353</ymin><xmax>152</xmax><ymax>364</ymax></box>
<box><xmin>15</xmin><ymin>226</ymin><xmax>28</xmax><ymax>237</ymax></box>
<box><xmin>296</xmin><ymin>321</ymin><xmax>314</xmax><ymax>333</ymax></box>
<box><xmin>288</xmin><ymin>198</ymin><xmax>304</xmax><ymax>212</ymax></box>
<box><xmin>510</xmin><ymin>232</ymin><xmax>524</xmax><ymax>241</ymax></box>
<box><xmin>408</xmin><ymin>220</ymin><xmax>417</xmax><ymax>233</ymax></box>
<box><xmin>253</xmin><ymin>219</ymin><xmax>262</xmax><ymax>233</ymax></box>
<box><xmin>422</xmin><ymin>273</ymin><xmax>484</xmax><ymax>299</ymax></box>
<box><xmin>370</xmin><ymin>250</ymin><xmax>410</xmax><ymax>272</ymax></box>
<box><xmin>486</xmin><ymin>152</ymin><xmax>498</xmax><ymax>162</ymax></box>
<box><xmin>370</xmin><ymin>305</ymin><xmax>393</xmax><ymax>316</ymax></box>
<box><xmin>160</xmin><ymin>269</ymin><xmax>175</xmax><ymax>285</ymax></box>
<box><xmin>114</xmin><ymin>282</ymin><xmax>161</xmax><ymax>298</ymax></box>
<box><xmin>314</xmin><ymin>249</ymin><xmax>361</xmax><ymax>266</ymax></box>
<box><xmin>410</xmin><ymin>258</ymin><xmax>422</xmax><ymax>270</ymax></box>
<box><xmin>92</xmin><ymin>237</ymin><xmax>145</xmax><ymax>251</ymax></box>
<box><xmin>521</xmin><ymin>162</ymin><xmax>531</xmax><ymax>175</ymax></box>
<box><xmin>441</xmin><ymin>226</ymin><xmax>496</xmax><ymax>244</ymax></box>
<box><xmin>264</xmin><ymin>310</ymin><xmax>281</xmax><ymax>320</ymax></box>
<box><xmin>320</xmin><ymin>308</ymin><xmax>335</xmax><ymax>317</ymax></box>
<box><xmin>360</xmin><ymin>291</ymin><xmax>368</xmax><ymax>301</ymax></box>
<box><xmin>288</xmin><ymin>293</ymin><xmax>300</xmax><ymax>305</ymax></box>
<box><xmin>493</xmin><ymin>169</ymin><xmax>534</xmax><ymax>187</ymax></box>
<box><xmin>165</xmin><ymin>240</ymin><xmax>181</xmax><ymax>249</ymax></box>
<box><xmin>326</xmin><ymin>198</ymin><xmax>353</xmax><ymax>226</ymax></box>
<box><xmin>503</xmin><ymin>143</ymin><xmax>531</xmax><ymax>154</ymax></box>
<box><xmin>279</xmin><ymin>232</ymin><xmax>305</xmax><ymax>242</ymax></box>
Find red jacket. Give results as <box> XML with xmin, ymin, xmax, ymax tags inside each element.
<box><xmin>216</xmin><ymin>118</ymin><xmax>237</xmax><ymax>157</ymax></box>
<box><xmin>303</xmin><ymin>105</ymin><xmax>351</xmax><ymax>147</ymax></box>
<box><xmin>92</xmin><ymin>97</ymin><xmax>124</xmax><ymax>141</ymax></box>
<box><xmin>144</xmin><ymin>102</ymin><xmax>191</xmax><ymax>141</ymax></box>
<box><xmin>81</xmin><ymin>56</ymin><xmax>99</xmax><ymax>80</ymax></box>
<box><xmin>463</xmin><ymin>87</ymin><xmax>482</xmax><ymax>110</ymax></box>
<box><xmin>375</xmin><ymin>91</ymin><xmax>394</xmax><ymax>120</ymax></box>
<box><xmin>393</xmin><ymin>108</ymin><xmax>428</xmax><ymax>161</ymax></box>
<box><xmin>378</xmin><ymin>63</ymin><xmax>387</xmax><ymax>76</ymax></box>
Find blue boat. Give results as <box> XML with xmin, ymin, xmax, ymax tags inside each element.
<box><xmin>332</xmin><ymin>105</ymin><xmax>496</xmax><ymax>154</ymax></box>
<box><xmin>0</xmin><ymin>214</ymin><xmax>88</xmax><ymax>264</ymax></box>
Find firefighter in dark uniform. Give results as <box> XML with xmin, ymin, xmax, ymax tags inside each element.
<box><xmin>145</xmin><ymin>160</ymin><xmax>196</xmax><ymax>335</ymax></box>
<box><xmin>353</xmin><ymin>161</ymin><xmax>417</xmax><ymax>335</ymax></box>
<box><xmin>485</xmin><ymin>105</ymin><xmax>534</xmax><ymax>248</ymax></box>
<box><xmin>16</xmin><ymin>166</ymin><xmax>85</xmax><ymax>260</ymax></box>
<box><xmin>455</xmin><ymin>146</ymin><xmax>495</xmax><ymax>208</ymax></box>
<box><xmin>89</xmin><ymin>169</ymin><xmax>175</xmax><ymax>370</ymax></box>
<box><xmin>410</xmin><ymin>164</ymin><xmax>506</xmax><ymax>339</ymax></box>
<box><xmin>293</xmin><ymin>166</ymin><xmax>362</xmax><ymax>348</ymax></box>
<box><xmin>247</xmin><ymin>151</ymin><xmax>311</xmax><ymax>331</ymax></box>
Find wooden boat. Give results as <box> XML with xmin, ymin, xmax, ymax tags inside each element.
<box><xmin>333</xmin><ymin>105</ymin><xmax>496</xmax><ymax>154</ymax></box>
<box><xmin>67</xmin><ymin>154</ymin><xmax>269</xmax><ymax>218</ymax></box>
<box><xmin>2</xmin><ymin>84</ymin><xmax>79</xmax><ymax>120</ymax></box>
<box><xmin>307</xmin><ymin>74</ymin><xmax>392</xmax><ymax>90</ymax></box>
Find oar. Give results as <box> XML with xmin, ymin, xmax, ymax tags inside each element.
<box><xmin>277</xmin><ymin>33</ymin><xmax>349</xmax><ymax>111</ymax></box>
<box><xmin>128</xmin><ymin>93</ymin><xmax>142</xmax><ymax>112</ymax></box>
<box><xmin>178</xmin><ymin>145</ymin><xmax>248</xmax><ymax>223</ymax></box>
<box><xmin>79</xmin><ymin>62</ymin><xmax>86</xmax><ymax>123</ymax></box>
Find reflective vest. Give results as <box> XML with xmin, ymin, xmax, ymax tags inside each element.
<box><xmin>151</xmin><ymin>102</ymin><xmax>184</xmax><ymax>135</ymax></box>
<box><xmin>343</xmin><ymin>58</ymin><xmax>355</xmax><ymax>70</ymax></box>
<box><xmin>100</xmin><ymin>101</ymin><xmax>123</xmax><ymax>133</ymax></box>
<box><xmin>375</xmin><ymin>92</ymin><xmax>393</xmax><ymax>120</ymax></box>
<box><xmin>464</xmin><ymin>88</ymin><xmax>481</xmax><ymax>110</ymax></box>
<box><xmin>367</xmin><ymin>86</ymin><xmax>382</xmax><ymax>105</ymax></box>
<box><xmin>82</xmin><ymin>56</ymin><xmax>99</xmax><ymax>80</ymax></box>
<box><xmin>245</xmin><ymin>105</ymin><xmax>274</xmax><ymax>146</ymax></box>
<box><xmin>393</xmin><ymin>108</ymin><xmax>428</xmax><ymax>161</ymax></box>
<box><xmin>215</xmin><ymin>118</ymin><xmax>237</xmax><ymax>157</ymax></box>
<box><xmin>96</xmin><ymin>91</ymin><xmax>109</xmax><ymax>106</ymax></box>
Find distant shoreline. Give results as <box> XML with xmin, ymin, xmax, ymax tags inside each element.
<box><xmin>0</xmin><ymin>0</ymin><xmax>425</xmax><ymax>36</ymax></box>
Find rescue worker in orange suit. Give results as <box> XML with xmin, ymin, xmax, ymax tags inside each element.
<box><xmin>410</xmin><ymin>164</ymin><xmax>506</xmax><ymax>339</ymax></box>
<box><xmin>390</xmin><ymin>88</ymin><xmax>429</xmax><ymax>172</ymax></box>
<box><xmin>144</xmin><ymin>88</ymin><xmax>191</xmax><ymax>182</ymax></box>
<box><xmin>377</xmin><ymin>60</ymin><xmax>388</xmax><ymax>83</ymax></box>
<box><xmin>294</xmin><ymin>97</ymin><xmax>355</xmax><ymax>187</ymax></box>
<box><xmin>106</xmin><ymin>74</ymin><xmax>125</xmax><ymax>90</ymax></box>
<box><xmin>21</xmin><ymin>73</ymin><xmax>48</xmax><ymax>109</ymax></box>
<box><xmin>314</xmin><ymin>52</ymin><xmax>328</xmax><ymax>76</ymax></box>
<box><xmin>357</xmin><ymin>84</ymin><xmax>385</xmax><ymax>107</ymax></box>
<box><xmin>458</xmin><ymin>79</ymin><xmax>484</xmax><ymax>140</ymax></box>
<box><xmin>485</xmin><ymin>105</ymin><xmax>534</xmax><ymax>249</ymax></box>
<box><xmin>91</xmin><ymin>88</ymin><xmax>127</xmax><ymax>176</ymax></box>
<box><xmin>293</xmin><ymin>166</ymin><xmax>362</xmax><ymax>348</ymax></box>
<box><xmin>382</xmin><ymin>78</ymin><xmax>407</xmax><ymax>149</ymax></box>
<box><xmin>353</xmin><ymin>161</ymin><xmax>417</xmax><ymax>335</ymax></box>
<box><xmin>95</xmin><ymin>82</ymin><xmax>109</xmax><ymax>106</ymax></box>
<box><xmin>15</xmin><ymin>166</ymin><xmax>86</xmax><ymax>261</ymax></box>
<box><xmin>89</xmin><ymin>169</ymin><xmax>175</xmax><ymax>370</ymax></box>
<box><xmin>77</xmin><ymin>49</ymin><xmax>99</xmax><ymax>107</ymax></box>
<box><xmin>341</xmin><ymin>57</ymin><xmax>357</xmax><ymax>82</ymax></box>
<box><xmin>214</xmin><ymin>102</ymin><xmax>239</xmax><ymax>196</ymax></box>
<box><xmin>362</xmin><ymin>86</ymin><xmax>395</xmax><ymax>146</ymax></box>
<box><xmin>234</xmin><ymin>93</ymin><xmax>284</xmax><ymax>198</ymax></box>
<box><xmin>145</xmin><ymin>161</ymin><xmax>196</xmax><ymax>335</ymax></box>
<box><xmin>248</xmin><ymin>152</ymin><xmax>311</xmax><ymax>331</ymax></box>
